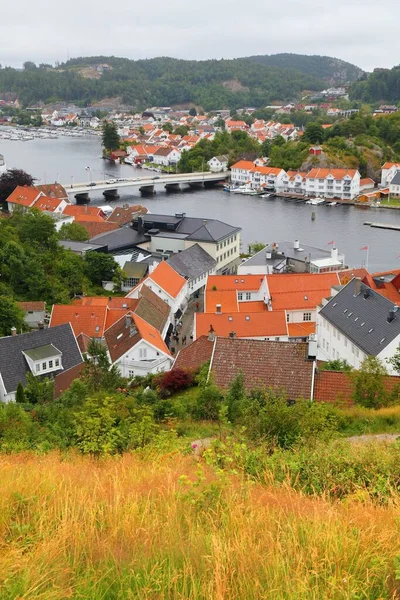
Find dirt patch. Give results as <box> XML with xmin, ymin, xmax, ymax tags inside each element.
<box><xmin>346</xmin><ymin>433</ymin><xmax>400</xmax><ymax>444</ymax></box>
<box><xmin>222</xmin><ymin>79</ymin><xmax>249</xmax><ymax>92</ymax></box>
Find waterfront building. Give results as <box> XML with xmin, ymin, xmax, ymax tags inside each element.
<box><xmin>131</xmin><ymin>213</ymin><xmax>242</xmax><ymax>275</ymax></box>
<box><xmin>381</xmin><ymin>162</ymin><xmax>400</xmax><ymax>187</ymax></box>
<box><xmin>239</xmin><ymin>240</ymin><xmax>345</xmax><ymax>275</ymax></box>
<box><xmin>305</xmin><ymin>168</ymin><xmax>361</xmax><ymax>200</ymax></box>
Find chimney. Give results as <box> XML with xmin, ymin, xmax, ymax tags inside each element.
<box><xmin>137</xmin><ymin>216</ymin><xmax>144</xmax><ymax>234</ymax></box>
<box><xmin>11</xmin><ymin>326</ymin><xmax>17</xmax><ymax>336</ymax></box>
<box><xmin>266</xmin><ymin>249</ymin><xmax>272</xmax><ymax>260</ymax></box>
<box><xmin>294</xmin><ymin>239</ymin><xmax>300</xmax><ymax>250</ymax></box>
<box><xmin>216</xmin><ymin>304</ymin><xmax>222</xmax><ymax>314</ymax></box>
<box><xmin>387</xmin><ymin>308</ymin><xmax>397</xmax><ymax>323</ymax></box>
<box><xmin>354</xmin><ymin>278</ymin><xmax>362</xmax><ymax>296</ymax></box>
<box><xmin>208</xmin><ymin>325</ymin><xmax>216</xmax><ymax>342</ymax></box>
<box><xmin>38</xmin><ymin>321</ymin><xmax>44</xmax><ymax>330</ymax></box>
<box><xmin>363</xmin><ymin>287</ymin><xmax>371</xmax><ymax>299</ymax></box>
<box><xmin>125</xmin><ymin>314</ymin><xmax>132</xmax><ymax>328</ymax></box>
<box><xmin>307</xmin><ymin>333</ymin><xmax>317</xmax><ymax>359</ymax></box>
<box><xmin>331</xmin><ymin>247</ymin><xmax>338</xmax><ymax>261</ymax></box>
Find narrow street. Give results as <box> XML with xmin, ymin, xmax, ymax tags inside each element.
<box><xmin>170</xmin><ymin>292</ymin><xmax>204</xmax><ymax>356</ymax></box>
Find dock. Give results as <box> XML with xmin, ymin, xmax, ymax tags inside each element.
<box><xmin>364</xmin><ymin>221</ymin><xmax>400</xmax><ymax>231</ymax></box>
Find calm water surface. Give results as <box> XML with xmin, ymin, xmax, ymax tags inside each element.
<box><xmin>2</xmin><ymin>134</ymin><xmax>400</xmax><ymax>272</ymax></box>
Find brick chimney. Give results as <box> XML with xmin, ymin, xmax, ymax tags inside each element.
<box><xmin>11</xmin><ymin>327</ymin><xmax>17</xmax><ymax>336</ymax></box>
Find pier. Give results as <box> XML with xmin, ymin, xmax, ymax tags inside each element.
<box><xmin>364</xmin><ymin>222</ymin><xmax>400</xmax><ymax>231</ymax></box>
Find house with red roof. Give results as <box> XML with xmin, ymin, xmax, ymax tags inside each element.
<box><xmin>230</xmin><ymin>160</ymin><xmax>286</xmax><ymax>189</ymax></box>
<box><xmin>104</xmin><ymin>312</ymin><xmax>172</xmax><ymax>378</ymax></box>
<box><xmin>174</xmin><ymin>335</ymin><xmax>315</xmax><ymax>398</ymax></box>
<box><xmin>6</xmin><ymin>186</ymin><xmax>44</xmax><ymax>212</ymax></box>
<box><xmin>126</xmin><ymin>260</ymin><xmax>188</xmax><ymax>323</ymax></box>
<box><xmin>32</xmin><ymin>196</ymin><xmax>69</xmax><ymax>214</ymax></box>
<box><xmin>225</xmin><ymin>120</ymin><xmax>249</xmax><ymax>132</ymax></box>
<box><xmin>197</xmin><ymin>272</ymin><xmax>340</xmax><ymax>342</ymax></box>
<box><xmin>305</xmin><ymin>168</ymin><xmax>361</xmax><ymax>200</ymax></box>
<box><xmin>381</xmin><ymin>162</ymin><xmax>400</xmax><ymax>187</ymax></box>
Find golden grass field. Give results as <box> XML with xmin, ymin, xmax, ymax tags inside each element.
<box><xmin>1</xmin><ymin>451</ymin><xmax>400</xmax><ymax>599</ymax></box>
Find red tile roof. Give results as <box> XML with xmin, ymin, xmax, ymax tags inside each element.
<box><xmin>230</xmin><ymin>160</ymin><xmax>256</xmax><ymax>171</ymax></box>
<box><xmin>18</xmin><ymin>301</ymin><xmax>46</xmax><ymax>312</ymax></box>
<box><xmin>148</xmin><ymin>261</ymin><xmax>186</xmax><ymax>298</ymax></box>
<box><xmin>54</xmin><ymin>363</ymin><xmax>84</xmax><ymax>398</ymax></box>
<box><xmin>63</xmin><ymin>205</ymin><xmax>105</xmax><ymax>217</ymax></box>
<box><xmin>287</xmin><ymin>322</ymin><xmax>316</xmax><ymax>337</ymax></box>
<box><xmin>79</xmin><ymin>220</ymin><xmax>119</xmax><ymax>239</ymax></box>
<box><xmin>305</xmin><ymin>168</ymin><xmax>358</xmax><ymax>180</ymax></box>
<box><xmin>267</xmin><ymin>273</ymin><xmax>340</xmax><ymax>310</ymax></box>
<box><xmin>211</xmin><ymin>338</ymin><xmax>313</xmax><ymax>397</ymax></box>
<box><xmin>36</xmin><ymin>183</ymin><xmax>68</xmax><ymax>200</ymax></box>
<box><xmin>50</xmin><ymin>305</ymin><xmax>108</xmax><ymax>337</ymax></box>
<box><xmin>173</xmin><ymin>336</ymin><xmax>214</xmax><ymax>371</ymax></box>
<box><xmin>6</xmin><ymin>186</ymin><xmax>41</xmax><ymax>207</ymax></box>
<box><xmin>195</xmin><ymin>311</ymin><xmax>288</xmax><ymax>339</ymax></box>
<box><xmin>382</xmin><ymin>162</ymin><xmax>400</xmax><ymax>169</ymax></box>
<box><xmin>33</xmin><ymin>196</ymin><xmax>64</xmax><ymax>212</ymax></box>
<box><xmin>107</xmin><ymin>204</ymin><xmax>148</xmax><ymax>226</ymax></box>
<box><xmin>206</xmin><ymin>275</ymin><xmax>264</xmax><ymax>291</ymax></box>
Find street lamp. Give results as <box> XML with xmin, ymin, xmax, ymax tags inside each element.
<box><xmin>85</xmin><ymin>166</ymin><xmax>92</xmax><ymax>185</ymax></box>
<box><xmin>70</xmin><ymin>175</ymin><xmax>74</xmax><ymax>189</ymax></box>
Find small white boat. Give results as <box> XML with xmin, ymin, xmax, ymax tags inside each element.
<box><xmin>260</xmin><ymin>193</ymin><xmax>272</xmax><ymax>198</ymax></box>
<box><xmin>327</xmin><ymin>201</ymin><xmax>338</xmax><ymax>206</ymax></box>
<box><xmin>306</xmin><ymin>197</ymin><xmax>325</xmax><ymax>205</ymax></box>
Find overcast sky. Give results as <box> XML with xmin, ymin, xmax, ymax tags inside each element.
<box><xmin>1</xmin><ymin>0</ymin><xmax>398</xmax><ymax>72</ymax></box>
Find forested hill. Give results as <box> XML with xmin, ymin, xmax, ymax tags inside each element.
<box><xmin>248</xmin><ymin>53</ymin><xmax>364</xmax><ymax>84</ymax></box>
<box><xmin>0</xmin><ymin>56</ymin><xmax>325</xmax><ymax>110</ymax></box>
<box><xmin>349</xmin><ymin>66</ymin><xmax>400</xmax><ymax>103</ymax></box>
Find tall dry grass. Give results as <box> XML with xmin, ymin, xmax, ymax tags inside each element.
<box><xmin>0</xmin><ymin>451</ymin><xmax>400</xmax><ymax>599</ymax></box>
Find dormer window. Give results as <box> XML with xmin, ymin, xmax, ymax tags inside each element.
<box><xmin>23</xmin><ymin>344</ymin><xmax>63</xmax><ymax>377</ymax></box>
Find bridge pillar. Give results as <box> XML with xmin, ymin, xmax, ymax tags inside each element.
<box><xmin>103</xmin><ymin>188</ymin><xmax>120</xmax><ymax>200</ymax></box>
<box><xmin>139</xmin><ymin>185</ymin><xmax>155</xmax><ymax>195</ymax></box>
<box><xmin>75</xmin><ymin>193</ymin><xmax>90</xmax><ymax>204</ymax></box>
<box><xmin>188</xmin><ymin>182</ymin><xmax>204</xmax><ymax>189</ymax></box>
<box><xmin>165</xmin><ymin>183</ymin><xmax>181</xmax><ymax>193</ymax></box>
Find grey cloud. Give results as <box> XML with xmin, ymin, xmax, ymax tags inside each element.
<box><xmin>0</xmin><ymin>0</ymin><xmax>398</xmax><ymax>71</ymax></box>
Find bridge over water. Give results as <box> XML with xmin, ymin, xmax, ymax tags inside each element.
<box><xmin>64</xmin><ymin>171</ymin><xmax>228</xmax><ymax>201</ymax></box>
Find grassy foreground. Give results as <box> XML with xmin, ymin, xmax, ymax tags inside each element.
<box><xmin>2</xmin><ymin>451</ymin><xmax>400</xmax><ymax>599</ymax></box>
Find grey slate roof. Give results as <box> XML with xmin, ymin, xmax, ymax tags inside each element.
<box><xmin>167</xmin><ymin>244</ymin><xmax>216</xmax><ymax>280</ymax></box>
<box><xmin>243</xmin><ymin>240</ymin><xmax>344</xmax><ymax>268</ymax></box>
<box><xmin>133</xmin><ymin>214</ymin><xmax>241</xmax><ymax>243</ymax></box>
<box><xmin>390</xmin><ymin>170</ymin><xmax>400</xmax><ymax>186</ymax></box>
<box><xmin>0</xmin><ymin>324</ymin><xmax>83</xmax><ymax>394</ymax></box>
<box><xmin>89</xmin><ymin>227</ymin><xmax>148</xmax><ymax>253</ymax></box>
<box><xmin>319</xmin><ymin>278</ymin><xmax>400</xmax><ymax>356</ymax></box>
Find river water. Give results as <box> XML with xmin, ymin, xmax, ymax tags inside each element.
<box><xmin>2</xmin><ymin>133</ymin><xmax>400</xmax><ymax>272</ymax></box>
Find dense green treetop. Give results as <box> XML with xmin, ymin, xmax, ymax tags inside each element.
<box><xmin>0</xmin><ymin>55</ymin><xmax>327</xmax><ymax>109</ymax></box>
<box><xmin>350</xmin><ymin>67</ymin><xmax>400</xmax><ymax>104</ymax></box>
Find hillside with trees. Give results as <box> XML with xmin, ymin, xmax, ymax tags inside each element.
<box><xmin>349</xmin><ymin>66</ymin><xmax>400</xmax><ymax>103</ymax></box>
<box><xmin>0</xmin><ymin>54</ymin><xmax>334</xmax><ymax>110</ymax></box>
<box><xmin>248</xmin><ymin>52</ymin><xmax>364</xmax><ymax>84</ymax></box>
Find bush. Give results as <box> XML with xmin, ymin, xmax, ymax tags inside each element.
<box><xmin>155</xmin><ymin>368</ymin><xmax>194</xmax><ymax>397</ymax></box>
